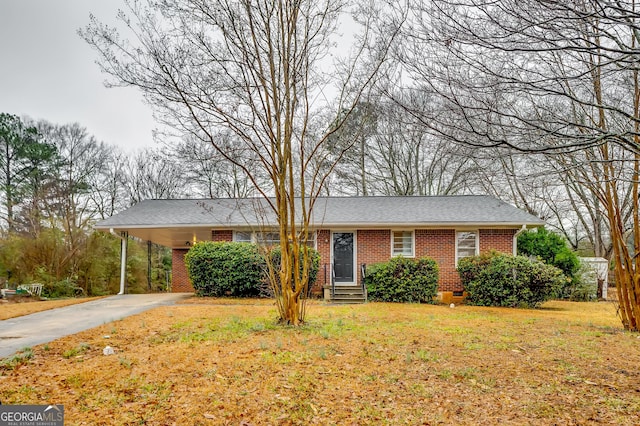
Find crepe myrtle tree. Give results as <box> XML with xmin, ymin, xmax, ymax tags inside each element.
<box><xmin>81</xmin><ymin>0</ymin><xmax>404</xmax><ymax>325</ymax></box>
<box><xmin>395</xmin><ymin>0</ymin><xmax>640</xmax><ymax>330</ymax></box>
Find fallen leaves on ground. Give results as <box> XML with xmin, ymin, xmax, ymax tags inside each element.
<box><xmin>1</xmin><ymin>299</ymin><xmax>639</xmax><ymax>425</ymax></box>
<box><xmin>0</xmin><ymin>297</ymin><xmax>104</xmax><ymax>320</ymax></box>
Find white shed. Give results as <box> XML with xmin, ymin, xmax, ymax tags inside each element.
<box><xmin>579</xmin><ymin>257</ymin><xmax>609</xmax><ymax>299</ymax></box>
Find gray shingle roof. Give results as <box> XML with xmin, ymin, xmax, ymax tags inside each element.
<box><xmin>96</xmin><ymin>196</ymin><xmax>543</xmax><ymax>229</ymax></box>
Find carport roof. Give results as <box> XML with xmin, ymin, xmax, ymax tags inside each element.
<box><xmin>95</xmin><ymin>196</ymin><xmax>544</xmax><ymax>247</ymax></box>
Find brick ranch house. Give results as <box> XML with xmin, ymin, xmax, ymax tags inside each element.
<box><xmin>95</xmin><ymin>195</ymin><xmax>543</xmax><ymax>303</ymax></box>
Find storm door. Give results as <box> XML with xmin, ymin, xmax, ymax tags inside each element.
<box><xmin>332</xmin><ymin>232</ymin><xmax>355</xmax><ymax>284</ymax></box>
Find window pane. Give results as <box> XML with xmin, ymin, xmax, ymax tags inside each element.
<box><xmin>457</xmin><ymin>231</ymin><xmax>477</xmax><ymax>259</ymax></box>
<box><xmin>257</xmin><ymin>232</ymin><xmax>280</xmax><ymax>246</ymax></box>
<box><xmin>234</xmin><ymin>231</ymin><xmax>252</xmax><ymax>243</ymax></box>
<box><xmin>393</xmin><ymin>231</ymin><xmax>413</xmax><ymax>256</ymax></box>
<box><xmin>235</xmin><ymin>231</ymin><xmax>314</xmax><ymax>247</ymax></box>
<box><xmin>302</xmin><ymin>231</ymin><xmax>316</xmax><ymax>248</ymax></box>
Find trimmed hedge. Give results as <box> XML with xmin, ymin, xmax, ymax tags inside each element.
<box><xmin>365</xmin><ymin>256</ymin><xmax>439</xmax><ymax>303</ymax></box>
<box><xmin>184</xmin><ymin>242</ymin><xmax>264</xmax><ymax>297</ymax></box>
<box><xmin>458</xmin><ymin>251</ymin><xmax>565</xmax><ymax>308</ymax></box>
<box><xmin>184</xmin><ymin>241</ymin><xmax>320</xmax><ymax>298</ymax></box>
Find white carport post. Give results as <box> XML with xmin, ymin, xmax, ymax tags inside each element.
<box><xmin>110</xmin><ymin>229</ymin><xmax>128</xmax><ymax>295</ymax></box>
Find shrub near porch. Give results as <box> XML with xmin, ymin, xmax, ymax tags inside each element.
<box><xmin>185</xmin><ymin>242</ymin><xmax>264</xmax><ymax>297</ymax></box>
<box><xmin>184</xmin><ymin>242</ymin><xmax>321</xmax><ymax>298</ymax></box>
<box><xmin>458</xmin><ymin>251</ymin><xmax>565</xmax><ymax>308</ymax></box>
<box><xmin>365</xmin><ymin>256</ymin><xmax>439</xmax><ymax>303</ymax></box>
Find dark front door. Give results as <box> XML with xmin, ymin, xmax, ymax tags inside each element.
<box><xmin>333</xmin><ymin>232</ymin><xmax>354</xmax><ymax>283</ymax></box>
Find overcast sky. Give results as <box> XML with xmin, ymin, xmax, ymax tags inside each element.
<box><xmin>0</xmin><ymin>1</ymin><xmax>156</xmax><ymax>152</ymax></box>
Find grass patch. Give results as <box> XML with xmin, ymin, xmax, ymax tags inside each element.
<box><xmin>0</xmin><ymin>300</ymin><xmax>638</xmax><ymax>425</ymax></box>
<box><xmin>0</xmin><ymin>347</ymin><xmax>34</xmax><ymax>370</ymax></box>
<box><xmin>62</xmin><ymin>342</ymin><xmax>91</xmax><ymax>359</ymax></box>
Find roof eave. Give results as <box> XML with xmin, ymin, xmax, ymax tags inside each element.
<box><xmin>95</xmin><ymin>221</ymin><xmax>545</xmax><ymax>230</ymax></box>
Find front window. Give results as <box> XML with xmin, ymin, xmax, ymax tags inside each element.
<box><xmin>457</xmin><ymin>231</ymin><xmax>478</xmax><ymax>263</ymax></box>
<box><xmin>233</xmin><ymin>231</ymin><xmax>316</xmax><ymax>248</ymax></box>
<box><xmin>256</xmin><ymin>232</ymin><xmax>281</xmax><ymax>246</ymax></box>
<box><xmin>299</xmin><ymin>231</ymin><xmax>316</xmax><ymax>248</ymax></box>
<box><xmin>392</xmin><ymin>231</ymin><xmax>414</xmax><ymax>257</ymax></box>
<box><xmin>234</xmin><ymin>231</ymin><xmax>252</xmax><ymax>243</ymax></box>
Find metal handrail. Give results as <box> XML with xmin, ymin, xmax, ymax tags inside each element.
<box><xmin>360</xmin><ymin>263</ymin><xmax>367</xmax><ymax>302</ymax></box>
<box><xmin>331</xmin><ymin>263</ymin><xmax>336</xmax><ymax>298</ymax></box>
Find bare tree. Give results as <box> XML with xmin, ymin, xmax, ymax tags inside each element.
<box><xmin>82</xmin><ymin>0</ymin><xmax>403</xmax><ymax>324</ymax></box>
<box><xmin>395</xmin><ymin>0</ymin><xmax>640</xmax><ymax>330</ymax></box>
<box><xmin>36</xmin><ymin>122</ymin><xmax>114</xmax><ymax>232</ymax></box>
<box><xmin>124</xmin><ymin>148</ymin><xmax>190</xmax><ymax>204</ymax></box>
<box><xmin>88</xmin><ymin>147</ymin><xmax>129</xmax><ymax>220</ymax></box>
<box><xmin>367</xmin><ymin>94</ymin><xmax>479</xmax><ymax>196</ymax></box>
<box><xmin>172</xmin><ymin>135</ymin><xmax>262</xmax><ymax>198</ymax></box>
<box><xmin>324</xmin><ymin>93</ymin><xmax>480</xmax><ymax>196</ymax></box>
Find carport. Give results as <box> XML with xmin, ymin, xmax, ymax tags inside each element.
<box><xmin>94</xmin><ymin>198</ymin><xmax>278</xmax><ymax>293</ymax></box>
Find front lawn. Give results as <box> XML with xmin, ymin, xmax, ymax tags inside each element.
<box><xmin>1</xmin><ymin>300</ymin><xmax>638</xmax><ymax>425</ymax></box>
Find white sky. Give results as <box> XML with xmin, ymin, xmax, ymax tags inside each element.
<box><xmin>0</xmin><ymin>1</ymin><xmax>359</xmax><ymax>154</ymax></box>
<box><xmin>0</xmin><ymin>1</ymin><xmax>156</xmax><ymax>153</ymax></box>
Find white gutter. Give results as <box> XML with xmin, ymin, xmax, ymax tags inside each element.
<box><xmin>110</xmin><ymin>228</ymin><xmax>127</xmax><ymax>295</ymax></box>
<box><xmin>513</xmin><ymin>224</ymin><xmax>528</xmax><ymax>256</ymax></box>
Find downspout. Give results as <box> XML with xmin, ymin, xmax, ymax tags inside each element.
<box><xmin>513</xmin><ymin>224</ymin><xmax>527</xmax><ymax>256</ymax></box>
<box><xmin>110</xmin><ymin>228</ymin><xmax>128</xmax><ymax>295</ymax></box>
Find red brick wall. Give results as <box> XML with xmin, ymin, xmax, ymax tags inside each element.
<box><xmin>212</xmin><ymin>230</ymin><xmax>233</xmax><ymax>242</ymax></box>
<box><xmin>357</xmin><ymin>230</ymin><xmax>391</xmax><ymax>282</ymax></box>
<box><xmin>171</xmin><ymin>249</ymin><xmax>194</xmax><ymax>292</ymax></box>
<box><xmin>480</xmin><ymin>229</ymin><xmax>516</xmax><ymax>255</ymax></box>
<box><xmin>316</xmin><ymin>230</ymin><xmax>331</xmax><ymax>290</ymax></box>
<box><xmin>415</xmin><ymin>229</ymin><xmax>460</xmax><ymax>292</ymax></box>
<box><xmin>172</xmin><ymin>227</ymin><xmax>517</xmax><ymax>294</ymax></box>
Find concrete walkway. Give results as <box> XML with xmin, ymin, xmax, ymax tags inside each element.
<box><xmin>0</xmin><ymin>293</ymin><xmax>192</xmax><ymax>359</ymax></box>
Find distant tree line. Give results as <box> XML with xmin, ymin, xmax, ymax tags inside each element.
<box><xmin>0</xmin><ymin>113</ymin><xmax>174</xmax><ymax>296</ymax></box>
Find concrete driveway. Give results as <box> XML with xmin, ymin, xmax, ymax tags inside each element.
<box><xmin>0</xmin><ymin>293</ymin><xmax>192</xmax><ymax>359</ymax></box>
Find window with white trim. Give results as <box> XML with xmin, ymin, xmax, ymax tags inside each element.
<box><xmin>392</xmin><ymin>230</ymin><xmax>414</xmax><ymax>257</ymax></box>
<box><xmin>234</xmin><ymin>231</ymin><xmax>252</xmax><ymax>243</ymax></box>
<box><xmin>457</xmin><ymin>231</ymin><xmax>478</xmax><ymax>262</ymax></box>
<box><xmin>233</xmin><ymin>231</ymin><xmax>316</xmax><ymax>248</ymax></box>
<box><xmin>299</xmin><ymin>231</ymin><xmax>317</xmax><ymax>248</ymax></box>
<box><xmin>256</xmin><ymin>232</ymin><xmax>281</xmax><ymax>246</ymax></box>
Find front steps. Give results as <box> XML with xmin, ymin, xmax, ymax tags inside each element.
<box><xmin>330</xmin><ymin>285</ymin><xmax>366</xmax><ymax>304</ymax></box>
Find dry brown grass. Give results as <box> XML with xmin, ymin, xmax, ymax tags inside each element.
<box><xmin>1</xmin><ymin>299</ymin><xmax>639</xmax><ymax>425</ymax></box>
<box><xmin>0</xmin><ymin>297</ymin><xmax>104</xmax><ymax>320</ymax></box>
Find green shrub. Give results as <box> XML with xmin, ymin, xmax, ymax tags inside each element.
<box><xmin>456</xmin><ymin>250</ymin><xmax>498</xmax><ymax>287</ymax></box>
<box><xmin>263</xmin><ymin>246</ymin><xmax>321</xmax><ymax>298</ymax></box>
<box><xmin>458</xmin><ymin>252</ymin><xmax>565</xmax><ymax>308</ymax></box>
<box><xmin>365</xmin><ymin>256</ymin><xmax>439</xmax><ymax>303</ymax></box>
<box><xmin>0</xmin><ymin>230</ymin><xmax>156</xmax><ymax>297</ymax></box>
<box><xmin>185</xmin><ymin>242</ymin><xmax>321</xmax><ymax>298</ymax></box>
<box><xmin>43</xmin><ymin>278</ymin><xmax>85</xmax><ymax>298</ymax></box>
<box><xmin>517</xmin><ymin>227</ymin><xmax>580</xmax><ymax>279</ymax></box>
<box><xmin>185</xmin><ymin>242</ymin><xmax>264</xmax><ymax>297</ymax></box>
